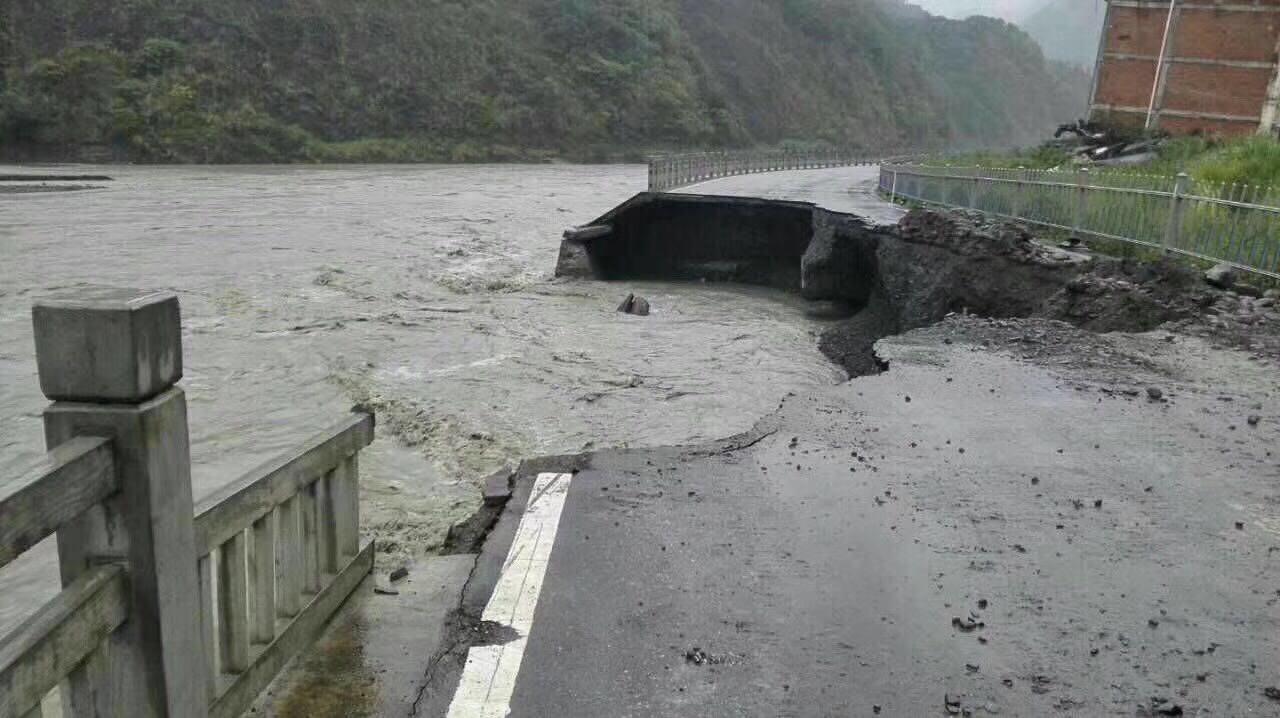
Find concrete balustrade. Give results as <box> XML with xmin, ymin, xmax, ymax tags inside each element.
<box><xmin>189</xmin><ymin>411</ymin><xmax>373</xmax><ymax>718</ymax></box>
<box><xmin>0</xmin><ymin>288</ymin><xmax>375</xmax><ymax>718</ymax></box>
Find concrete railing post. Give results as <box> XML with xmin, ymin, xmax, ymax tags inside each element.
<box><xmin>890</xmin><ymin>168</ymin><xmax>900</xmax><ymax>204</ymax></box>
<box><xmin>968</xmin><ymin>167</ymin><xmax>981</xmax><ymax>209</ymax></box>
<box><xmin>1072</xmin><ymin>167</ymin><xmax>1090</xmax><ymax>241</ymax></box>
<box><xmin>1163</xmin><ymin>172</ymin><xmax>1190</xmax><ymax>253</ymax></box>
<box><xmin>33</xmin><ymin>288</ymin><xmax>207</xmax><ymax>718</ymax></box>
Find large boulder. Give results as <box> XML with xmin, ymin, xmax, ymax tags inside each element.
<box><xmin>617</xmin><ymin>293</ymin><xmax>651</xmax><ymax>316</ymax></box>
<box><xmin>1205</xmin><ymin>263</ymin><xmax>1237</xmax><ymax>290</ymax></box>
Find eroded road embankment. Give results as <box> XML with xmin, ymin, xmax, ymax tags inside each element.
<box><xmin>559</xmin><ymin>191</ymin><xmax>1278</xmax><ymax>376</ymax></box>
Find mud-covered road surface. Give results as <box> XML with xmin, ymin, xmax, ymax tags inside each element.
<box><xmin>429</xmin><ymin>315</ymin><xmax>1279</xmax><ymax>717</ymax></box>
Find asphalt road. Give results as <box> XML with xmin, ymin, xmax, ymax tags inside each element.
<box><xmin>674</xmin><ymin>165</ymin><xmax>907</xmax><ymax>225</ymax></box>
<box><xmin>429</xmin><ymin>318</ymin><xmax>1280</xmax><ymax>717</ymax></box>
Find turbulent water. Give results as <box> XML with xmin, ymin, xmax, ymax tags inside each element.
<box><xmin>0</xmin><ymin>164</ymin><xmax>845</xmax><ymax>634</ymax></box>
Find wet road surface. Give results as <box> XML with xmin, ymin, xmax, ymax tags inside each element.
<box><xmin>675</xmin><ymin>165</ymin><xmax>905</xmax><ymax>225</ymax></box>
<box><xmin>432</xmin><ymin>318</ymin><xmax>1280</xmax><ymax>717</ymax></box>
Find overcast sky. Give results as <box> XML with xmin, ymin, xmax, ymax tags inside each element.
<box><xmin>907</xmin><ymin>0</ymin><xmax>1049</xmax><ymax>21</ymax></box>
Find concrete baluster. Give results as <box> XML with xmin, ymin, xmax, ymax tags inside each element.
<box><xmin>300</xmin><ymin>482</ymin><xmax>321</xmax><ymax>594</ymax></box>
<box><xmin>331</xmin><ymin>455</ymin><xmax>359</xmax><ymax>561</ymax></box>
<box><xmin>218</xmin><ymin>531</ymin><xmax>250</xmax><ymax>673</ymax></box>
<box><xmin>275</xmin><ymin>497</ymin><xmax>302</xmax><ymax>617</ymax></box>
<box><xmin>251</xmin><ymin>513</ymin><xmax>276</xmax><ymax>644</ymax></box>
<box><xmin>198</xmin><ymin>554</ymin><xmax>218</xmax><ymax>701</ymax></box>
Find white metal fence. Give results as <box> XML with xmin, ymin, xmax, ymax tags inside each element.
<box><xmin>880</xmin><ymin>164</ymin><xmax>1280</xmax><ymax>280</ymax></box>
<box><xmin>648</xmin><ymin>148</ymin><xmax>920</xmax><ymax>192</ymax></box>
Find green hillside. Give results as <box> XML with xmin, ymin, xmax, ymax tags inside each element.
<box><xmin>0</xmin><ymin>0</ymin><xmax>1089</xmax><ymax>163</ymax></box>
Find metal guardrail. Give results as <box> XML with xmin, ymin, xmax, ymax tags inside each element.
<box><xmin>648</xmin><ymin>148</ymin><xmax>922</xmax><ymax>192</ymax></box>
<box><xmin>880</xmin><ymin>164</ymin><xmax>1280</xmax><ymax>280</ymax></box>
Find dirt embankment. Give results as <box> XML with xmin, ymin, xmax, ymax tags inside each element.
<box><xmin>818</xmin><ymin>209</ymin><xmax>1279</xmax><ymax>377</ymax></box>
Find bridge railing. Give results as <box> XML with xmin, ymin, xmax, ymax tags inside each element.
<box><xmin>0</xmin><ymin>288</ymin><xmax>374</xmax><ymax>718</ymax></box>
<box><xmin>880</xmin><ymin>164</ymin><xmax>1280</xmax><ymax>281</ymax></box>
<box><xmin>648</xmin><ymin>148</ymin><xmax>922</xmax><ymax>192</ymax></box>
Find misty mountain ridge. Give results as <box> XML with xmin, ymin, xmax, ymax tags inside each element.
<box><xmin>1018</xmin><ymin>0</ymin><xmax>1106</xmax><ymax>67</ymax></box>
<box><xmin>899</xmin><ymin>0</ymin><xmax>1103</xmax><ymax>67</ymax></box>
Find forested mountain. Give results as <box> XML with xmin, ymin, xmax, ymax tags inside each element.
<box><xmin>0</xmin><ymin>0</ymin><xmax>1088</xmax><ymax>163</ymax></box>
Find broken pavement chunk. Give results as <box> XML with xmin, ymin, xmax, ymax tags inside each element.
<box><xmin>951</xmin><ymin>616</ymin><xmax>985</xmax><ymax>632</ymax></box>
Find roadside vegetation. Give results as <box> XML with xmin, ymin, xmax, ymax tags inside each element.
<box><xmin>930</xmin><ymin>135</ymin><xmax>1280</xmax><ymax>192</ymax></box>
<box><xmin>902</xmin><ymin>135</ymin><xmax>1280</xmax><ymax>281</ymax></box>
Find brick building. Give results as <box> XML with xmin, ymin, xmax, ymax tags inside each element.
<box><xmin>1090</xmin><ymin>0</ymin><xmax>1280</xmax><ymax>136</ymax></box>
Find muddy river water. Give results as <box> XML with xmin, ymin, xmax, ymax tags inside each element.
<box><xmin>0</xmin><ymin>164</ymin><xmax>846</xmax><ymax>635</ymax></box>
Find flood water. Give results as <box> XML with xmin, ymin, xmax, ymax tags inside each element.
<box><xmin>0</xmin><ymin>164</ymin><xmax>844</xmax><ymax>634</ymax></box>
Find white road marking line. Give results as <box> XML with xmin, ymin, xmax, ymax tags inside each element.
<box><xmin>446</xmin><ymin>472</ymin><xmax>574</xmax><ymax>718</ymax></box>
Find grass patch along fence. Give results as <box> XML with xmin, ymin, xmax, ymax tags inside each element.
<box><xmin>879</xmin><ymin>164</ymin><xmax>1280</xmax><ymax>282</ymax></box>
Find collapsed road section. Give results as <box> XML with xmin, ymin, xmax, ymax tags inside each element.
<box><xmin>293</xmin><ymin>194</ymin><xmax>1279</xmax><ymax>717</ymax></box>
<box><xmin>414</xmin><ymin>197</ymin><xmax>1278</xmax><ymax>716</ymax></box>
<box><xmin>558</xmin><ymin>192</ymin><xmax>1276</xmax><ymax>375</ymax></box>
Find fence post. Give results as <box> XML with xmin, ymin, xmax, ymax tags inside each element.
<box><xmin>1012</xmin><ymin>166</ymin><xmax>1028</xmax><ymax>219</ymax></box>
<box><xmin>1163</xmin><ymin>172</ymin><xmax>1190</xmax><ymax>254</ymax></box>
<box><xmin>33</xmin><ymin>288</ymin><xmax>208</xmax><ymax>717</ymax></box>
<box><xmin>968</xmin><ymin>168</ymin><xmax>980</xmax><ymax>209</ymax></box>
<box><xmin>890</xmin><ymin>168</ymin><xmax>900</xmax><ymax>204</ymax></box>
<box><xmin>1072</xmin><ymin>167</ymin><xmax>1090</xmax><ymax>241</ymax></box>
